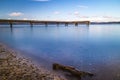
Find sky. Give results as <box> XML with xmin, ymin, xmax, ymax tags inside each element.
<box><xmin>0</xmin><ymin>0</ymin><xmax>120</xmax><ymax>22</ymax></box>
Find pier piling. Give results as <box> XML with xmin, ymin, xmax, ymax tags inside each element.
<box><xmin>75</xmin><ymin>23</ymin><xmax>78</xmax><ymax>26</ymax></box>
<box><xmin>65</xmin><ymin>23</ymin><xmax>68</xmax><ymax>26</ymax></box>
<box><xmin>57</xmin><ymin>22</ymin><xmax>59</xmax><ymax>26</ymax></box>
<box><xmin>9</xmin><ymin>22</ymin><xmax>13</xmax><ymax>28</ymax></box>
<box><xmin>30</xmin><ymin>22</ymin><xmax>33</xmax><ymax>27</ymax></box>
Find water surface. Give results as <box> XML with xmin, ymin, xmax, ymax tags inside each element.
<box><xmin>0</xmin><ymin>24</ymin><xmax>120</xmax><ymax>80</ymax></box>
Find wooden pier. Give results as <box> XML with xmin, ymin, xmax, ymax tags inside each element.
<box><xmin>0</xmin><ymin>19</ymin><xmax>90</xmax><ymax>27</ymax></box>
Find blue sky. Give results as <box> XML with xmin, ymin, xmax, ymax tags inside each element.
<box><xmin>0</xmin><ymin>0</ymin><xmax>120</xmax><ymax>22</ymax></box>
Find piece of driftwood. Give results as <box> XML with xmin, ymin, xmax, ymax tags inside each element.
<box><xmin>53</xmin><ymin>63</ymin><xmax>94</xmax><ymax>79</ymax></box>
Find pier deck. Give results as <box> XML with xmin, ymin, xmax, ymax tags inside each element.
<box><xmin>0</xmin><ymin>19</ymin><xmax>90</xmax><ymax>27</ymax></box>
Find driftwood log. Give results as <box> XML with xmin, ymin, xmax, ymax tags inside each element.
<box><xmin>53</xmin><ymin>63</ymin><xmax>94</xmax><ymax>79</ymax></box>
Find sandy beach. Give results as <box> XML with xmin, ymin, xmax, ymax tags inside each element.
<box><xmin>0</xmin><ymin>43</ymin><xmax>65</xmax><ymax>80</ymax></box>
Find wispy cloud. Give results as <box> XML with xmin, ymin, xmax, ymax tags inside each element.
<box><xmin>9</xmin><ymin>12</ymin><xmax>24</xmax><ymax>17</ymax></box>
<box><xmin>54</xmin><ymin>11</ymin><xmax>60</xmax><ymax>15</ymax></box>
<box><xmin>77</xmin><ymin>5</ymin><xmax>88</xmax><ymax>9</ymax></box>
<box><xmin>102</xmin><ymin>16</ymin><xmax>113</xmax><ymax>18</ymax></box>
<box><xmin>23</xmin><ymin>18</ymin><xmax>28</xmax><ymax>20</ymax></box>
<box><xmin>79</xmin><ymin>16</ymin><xmax>89</xmax><ymax>18</ymax></box>
<box><xmin>33</xmin><ymin>0</ymin><xmax>50</xmax><ymax>2</ymax></box>
<box><xmin>75</xmin><ymin>16</ymin><xmax>120</xmax><ymax>22</ymax></box>
<box><xmin>74</xmin><ymin>11</ymin><xmax>79</xmax><ymax>15</ymax></box>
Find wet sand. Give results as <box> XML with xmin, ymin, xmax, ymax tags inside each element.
<box><xmin>0</xmin><ymin>43</ymin><xmax>65</xmax><ymax>80</ymax></box>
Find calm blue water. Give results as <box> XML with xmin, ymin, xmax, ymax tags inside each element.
<box><xmin>0</xmin><ymin>24</ymin><xmax>120</xmax><ymax>80</ymax></box>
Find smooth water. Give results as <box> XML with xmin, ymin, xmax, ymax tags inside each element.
<box><xmin>0</xmin><ymin>24</ymin><xmax>120</xmax><ymax>80</ymax></box>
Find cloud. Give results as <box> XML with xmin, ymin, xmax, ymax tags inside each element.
<box><xmin>9</xmin><ymin>12</ymin><xmax>24</xmax><ymax>17</ymax></box>
<box><xmin>23</xmin><ymin>18</ymin><xmax>28</xmax><ymax>20</ymax></box>
<box><xmin>8</xmin><ymin>18</ymin><xmax>11</xmax><ymax>20</ymax></box>
<box><xmin>102</xmin><ymin>16</ymin><xmax>113</xmax><ymax>18</ymax></box>
<box><xmin>79</xmin><ymin>16</ymin><xmax>89</xmax><ymax>18</ymax></box>
<box><xmin>77</xmin><ymin>16</ymin><xmax>120</xmax><ymax>22</ymax></box>
<box><xmin>54</xmin><ymin>11</ymin><xmax>60</xmax><ymax>15</ymax></box>
<box><xmin>102</xmin><ymin>16</ymin><xmax>120</xmax><ymax>22</ymax></box>
<box><xmin>74</xmin><ymin>11</ymin><xmax>79</xmax><ymax>15</ymax></box>
<box><xmin>77</xmin><ymin>5</ymin><xmax>88</xmax><ymax>9</ymax></box>
<box><xmin>33</xmin><ymin>0</ymin><xmax>50</xmax><ymax>1</ymax></box>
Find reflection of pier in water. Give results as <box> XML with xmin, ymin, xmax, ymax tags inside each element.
<box><xmin>0</xmin><ymin>19</ymin><xmax>90</xmax><ymax>27</ymax></box>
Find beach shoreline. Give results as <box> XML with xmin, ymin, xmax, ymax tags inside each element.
<box><xmin>0</xmin><ymin>43</ymin><xmax>65</xmax><ymax>80</ymax></box>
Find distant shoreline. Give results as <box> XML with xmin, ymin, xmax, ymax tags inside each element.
<box><xmin>91</xmin><ymin>22</ymin><xmax>120</xmax><ymax>24</ymax></box>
